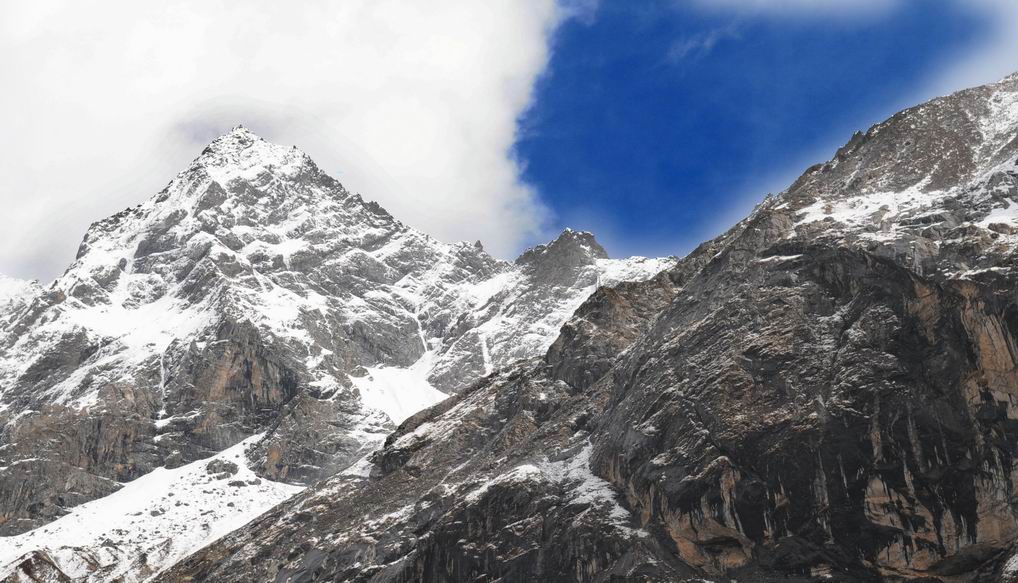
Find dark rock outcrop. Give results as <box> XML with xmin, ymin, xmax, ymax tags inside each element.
<box><xmin>158</xmin><ymin>73</ymin><xmax>1018</xmax><ymax>583</ymax></box>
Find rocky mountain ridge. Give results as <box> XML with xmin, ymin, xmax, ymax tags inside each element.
<box><xmin>152</xmin><ymin>72</ymin><xmax>1018</xmax><ymax>583</ymax></box>
<box><xmin>0</xmin><ymin>128</ymin><xmax>671</xmax><ymax>579</ymax></box>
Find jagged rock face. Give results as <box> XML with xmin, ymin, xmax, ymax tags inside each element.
<box><xmin>782</xmin><ymin>73</ymin><xmax>1018</xmax><ymax>280</ymax></box>
<box><xmin>160</xmin><ymin>276</ymin><xmax>688</xmax><ymax>583</ymax></box>
<box><xmin>161</xmin><ymin>252</ymin><xmax>1018</xmax><ymax>582</ymax></box>
<box><xmin>590</xmin><ymin>241</ymin><xmax>1018</xmax><ymax>580</ymax></box>
<box><xmin>159</xmin><ymin>73</ymin><xmax>1018</xmax><ymax>583</ymax></box>
<box><xmin>546</xmin><ymin>272</ymin><xmax>678</xmax><ymax>391</ymax></box>
<box><xmin>0</xmin><ymin>126</ymin><xmax>670</xmax><ymax>550</ymax></box>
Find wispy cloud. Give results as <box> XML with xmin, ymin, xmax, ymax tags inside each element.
<box><xmin>559</xmin><ymin>0</ymin><xmax>602</xmax><ymax>25</ymax></box>
<box><xmin>0</xmin><ymin>1</ymin><xmax>581</xmax><ymax>280</ymax></box>
<box><xmin>689</xmin><ymin>0</ymin><xmax>901</xmax><ymax>19</ymax></box>
<box><xmin>922</xmin><ymin>0</ymin><xmax>1018</xmax><ymax>95</ymax></box>
<box><xmin>685</xmin><ymin>0</ymin><xmax>1015</xmax><ymax>89</ymax></box>
<box><xmin>666</xmin><ymin>24</ymin><xmax>740</xmax><ymax>63</ymax></box>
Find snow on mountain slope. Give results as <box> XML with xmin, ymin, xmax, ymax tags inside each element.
<box><xmin>0</xmin><ymin>275</ymin><xmax>41</xmax><ymax>318</ymax></box>
<box><xmin>0</xmin><ymin>434</ymin><xmax>301</xmax><ymax>583</ymax></box>
<box><xmin>0</xmin><ymin>127</ymin><xmax>670</xmax><ymax>422</ymax></box>
<box><xmin>151</xmin><ymin>70</ymin><xmax>1018</xmax><ymax>583</ymax></box>
<box><xmin>351</xmin><ymin>365</ymin><xmax>448</xmax><ymax>425</ymax></box>
<box><xmin>0</xmin><ymin>124</ymin><xmax>673</xmax><ymax>581</ymax></box>
<box><xmin>783</xmin><ymin>72</ymin><xmax>1018</xmax><ymax>279</ymax></box>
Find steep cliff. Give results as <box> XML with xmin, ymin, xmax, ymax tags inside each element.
<box><xmin>155</xmin><ymin>73</ymin><xmax>1018</xmax><ymax>582</ymax></box>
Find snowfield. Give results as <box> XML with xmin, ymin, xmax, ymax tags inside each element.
<box><xmin>0</xmin><ymin>127</ymin><xmax>675</xmax><ymax>581</ymax></box>
<box><xmin>0</xmin><ymin>434</ymin><xmax>302</xmax><ymax>582</ymax></box>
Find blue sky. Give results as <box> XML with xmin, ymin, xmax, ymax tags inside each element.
<box><xmin>514</xmin><ymin>0</ymin><xmax>992</xmax><ymax>257</ymax></box>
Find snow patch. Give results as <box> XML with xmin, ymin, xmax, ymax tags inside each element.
<box><xmin>755</xmin><ymin>254</ymin><xmax>803</xmax><ymax>264</ymax></box>
<box><xmin>0</xmin><ymin>434</ymin><xmax>302</xmax><ymax>582</ymax></box>
<box><xmin>1003</xmin><ymin>549</ymin><xmax>1018</xmax><ymax>577</ymax></box>
<box><xmin>978</xmin><ymin>198</ymin><xmax>1018</xmax><ymax>228</ymax></box>
<box><xmin>351</xmin><ymin>366</ymin><xmax>448</xmax><ymax>426</ymax></box>
<box><xmin>0</xmin><ymin>275</ymin><xmax>40</xmax><ymax>309</ymax></box>
<box><xmin>464</xmin><ymin>441</ymin><xmax>645</xmax><ymax>537</ymax></box>
<box><xmin>795</xmin><ymin>183</ymin><xmax>947</xmax><ymax>238</ymax></box>
<box><xmin>595</xmin><ymin>256</ymin><xmax>674</xmax><ymax>286</ymax></box>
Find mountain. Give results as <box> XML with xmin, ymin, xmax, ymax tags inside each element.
<box><xmin>0</xmin><ymin>128</ymin><xmax>671</xmax><ymax>579</ymax></box>
<box><xmin>0</xmin><ymin>275</ymin><xmax>40</xmax><ymax>316</ymax></box>
<box><xmin>3</xmin><ymin>70</ymin><xmax>1018</xmax><ymax>583</ymax></box>
<box><xmin>151</xmin><ymin>74</ymin><xmax>1018</xmax><ymax>583</ymax></box>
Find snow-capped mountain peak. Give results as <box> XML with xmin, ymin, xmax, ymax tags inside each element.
<box><xmin>517</xmin><ymin>228</ymin><xmax>608</xmax><ymax>267</ymax></box>
<box><xmin>0</xmin><ymin>127</ymin><xmax>674</xmax><ymax>581</ymax></box>
<box><xmin>185</xmin><ymin>125</ymin><xmax>322</xmax><ymax>189</ymax></box>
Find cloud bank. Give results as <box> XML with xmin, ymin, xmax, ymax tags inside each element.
<box><xmin>0</xmin><ymin>1</ymin><xmax>566</xmax><ymax>280</ymax></box>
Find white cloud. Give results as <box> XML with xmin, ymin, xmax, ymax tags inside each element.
<box><xmin>922</xmin><ymin>0</ymin><xmax>1018</xmax><ymax>96</ymax></box>
<box><xmin>0</xmin><ymin>1</ymin><xmax>569</xmax><ymax>281</ymax></box>
<box><xmin>689</xmin><ymin>0</ymin><xmax>900</xmax><ymax>19</ymax></box>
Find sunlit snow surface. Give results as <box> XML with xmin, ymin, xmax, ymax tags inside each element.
<box><xmin>346</xmin><ymin>257</ymin><xmax>674</xmax><ymax>426</ymax></box>
<box><xmin>785</xmin><ymin>74</ymin><xmax>1018</xmax><ymax>280</ymax></box>
<box><xmin>352</xmin><ymin>365</ymin><xmax>448</xmax><ymax>425</ymax></box>
<box><xmin>0</xmin><ymin>435</ymin><xmax>302</xmax><ymax>582</ymax></box>
<box><xmin>0</xmin><ymin>275</ymin><xmax>39</xmax><ymax>307</ymax></box>
<box><xmin>0</xmin><ymin>127</ymin><xmax>676</xmax><ymax>581</ymax></box>
<box><xmin>978</xmin><ymin>196</ymin><xmax>1018</xmax><ymax>228</ymax></box>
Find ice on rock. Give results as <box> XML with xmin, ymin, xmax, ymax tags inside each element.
<box><xmin>0</xmin><ymin>127</ymin><xmax>674</xmax><ymax>578</ymax></box>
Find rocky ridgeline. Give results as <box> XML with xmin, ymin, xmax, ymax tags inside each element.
<box><xmin>154</xmin><ymin>74</ymin><xmax>1018</xmax><ymax>583</ymax></box>
<box><xmin>0</xmin><ymin>128</ymin><xmax>671</xmax><ymax>578</ymax></box>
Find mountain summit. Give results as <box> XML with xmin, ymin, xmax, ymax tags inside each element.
<box><xmin>154</xmin><ymin>74</ymin><xmax>1018</xmax><ymax>583</ymax></box>
<box><xmin>4</xmin><ymin>70</ymin><xmax>1018</xmax><ymax>582</ymax></box>
<box><xmin>0</xmin><ymin>129</ymin><xmax>672</xmax><ymax>577</ymax></box>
